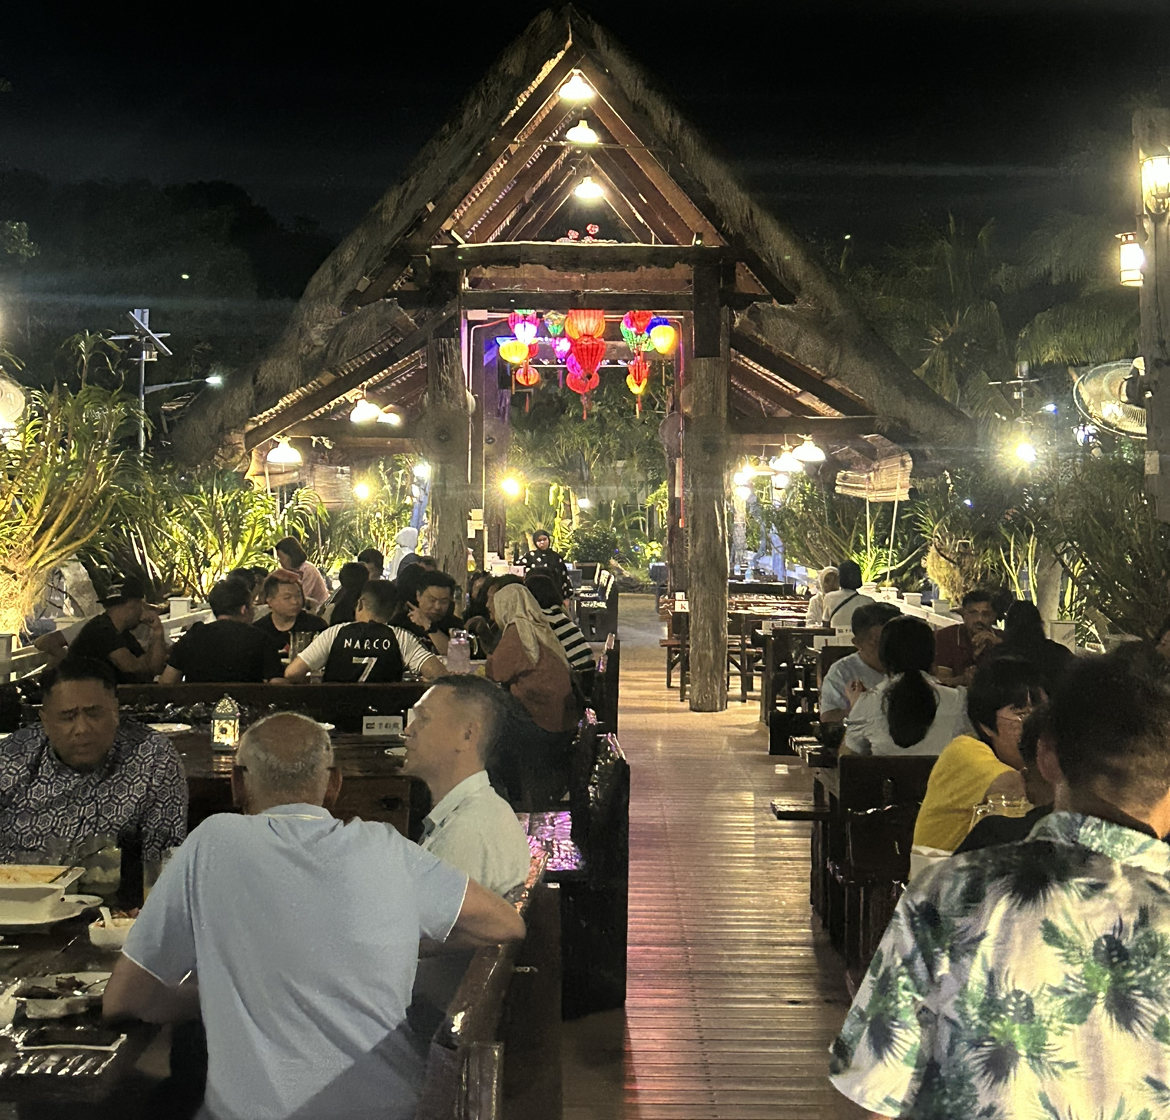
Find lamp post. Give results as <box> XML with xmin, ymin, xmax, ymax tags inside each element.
<box><xmin>110</xmin><ymin>309</ymin><xmax>173</xmax><ymax>453</ymax></box>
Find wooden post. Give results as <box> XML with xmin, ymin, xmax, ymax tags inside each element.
<box><xmin>684</xmin><ymin>307</ymin><xmax>730</xmax><ymax>712</ymax></box>
<box><xmin>427</xmin><ymin>331</ymin><xmax>473</xmax><ymax>581</ymax></box>
<box><xmin>1135</xmin><ymin>109</ymin><xmax>1170</xmax><ymax>521</ymax></box>
<box><xmin>469</xmin><ymin>326</ymin><xmax>487</xmax><ymax>570</ymax></box>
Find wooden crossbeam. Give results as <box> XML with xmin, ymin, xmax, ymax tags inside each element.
<box><xmin>280</xmin><ymin>422</ymin><xmax>416</xmax><ymax>451</ymax></box>
<box><xmin>731</xmin><ymin>361</ymin><xmax>817</xmax><ymax>417</ymax></box>
<box><xmin>458</xmin><ymin>141</ymin><xmax>568</xmax><ymax>243</ymax></box>
<box><xmin>730</xmin><ymin>330</ymin><xmax>866</xmax><ymax>417</ymax></box>
<box><xmin>392</xmin><ymin>288</ymin><xmax>766</xmax><ymax>311</ymax></box>
<box><xmin>429</xmin><ymin>243</ymin><xmax>728</xmax><ymax>272</ymax></box>
<box><xmin>730</xmin><ymin>415</ymin><xmax>882</xmax><ymax>438</ymax></box>
<box><xmin>243</xmin><ymin>312</ymin><xmax>448</xmax><ymax>451</ymax></box>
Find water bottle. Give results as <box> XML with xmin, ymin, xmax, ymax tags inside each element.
<box><xmin>447</xmin><ymin>629</ymin><xmax>472</xmax><ymax>674</ymax></box>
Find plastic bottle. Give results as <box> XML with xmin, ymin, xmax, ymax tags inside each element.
<box><xmin>446</xmin><ymin>629</ymin><xmax>472</xmax><ymax>674</ymax></box>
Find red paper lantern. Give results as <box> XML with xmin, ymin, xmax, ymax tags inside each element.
<box><xmin>527</xmin><ymin>341</ymin><xmax>540</xmax><ymax>359</ymax></box>
<box><xmin>566</xmin><ymin>370</ymin><xmax>599</xmax><ymax>394</ymax></box>
<box><xmin>570</xmin><ymin>335</ymin><xmax>605</xmax><ymax>376</ymax></box>
<box><xmin>565</xmin><ymin>309</ymin><xmax>605</xmax><ymax>340</ymax></box>
<box><xmin>627</xmin><ymin>355</ymin><xmax>650</xmax><ymax>387</ymax></box>
<box><xmin>508</xmin><ymin>310</ymin><xmax>538</xmax><ymax>344</ymax></box>
<box><xmin>627</xmin><ymin>310</ymin><xmax>654</xmax><ymax>335</ymax></box>
<box><xmin>515</xmin><ymin>364</ymin><xmax>540</xmax><ymax>388</ymax></box>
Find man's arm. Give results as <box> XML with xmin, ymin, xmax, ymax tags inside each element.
<box><xmin>108</xmin><ymin>616</ymin><xmax>169</xmax><ymax>679</ymax></box>
<box><xmin>284</xmin><ymin>656</ymin><xmax>311</xmax><ymax>681</ymax></box>
<box><xmin>159</xmin><ymin>665</ymin><xmax>183</xmax><ymax>685</ymax></box>
<box><xmin>444</xmin><ymin>878</ymin><xmax>525</xmax><ymax>948</ymax></box>
<box><xmin>103</xmin><ymin>955</ymin><xmax>200</xmax><ymax>1023</ymax></box>
<box><xmin>419</xmin><ymin>655</ymin><xmax>446</xmax><ymax>681</ymax></box>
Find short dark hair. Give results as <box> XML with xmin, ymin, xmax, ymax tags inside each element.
<box><xmin>524</xmin><ymin>572</ymin><xmax>560</xmax><ymax>610</ymax></box>
<box><xmin>961</xmin><ymin>589</ymin><xmax>995</xmax><ymax>609</ymax></box>
<box><xmin>966</xmin><ymin>656</ymin><xmax>1044</xmax><ymax>742</ymax></box>
<box><xmin>358</xmin><ymin>580</ymin><xmax>399</xmax><ymax>622</ymax></box>
<box><xmin>264</xmin><ymin>573</ymin><xmax>303</xmax><ymax>602</ymax></box>
<box><xmin>227</xmin><ymin>568</ymin><xmax>256</xmax><ymax>592</ymax></box>
<box><xmin>1048</xmin><ymin>655</ymin><xmax>1170</xmax><ymax>805</ymax></box>
<box><xmin>249</xmin><ymin>565</ymin><xmax>269</xmax><ymax>582</ymax></box>
<box><xmin>275</xmin><ymin>537</ymin><xmax>307</xmax><ymax>568</ymax></box>
<box><xmin>40</xmin><ymin>657</ymin><xmax>117</xmax><ymax>700</ymax></box>
<box><xmin>851</xmin><ymin>602</ymin><xmax>900</xmax><ymax>637</ymax></box>
<box><xmin>429</xmin><ymin>675</ymin><xmax>509</xmax><ymax>765</ymax></box>
<box><xmin>356</xmin><ymin>548</ymin><xmax>384</xmax><ymax>569</ymax></box>
<box><xmin>209</xmin><ymin>579</ymin><xmax>252</xmax><ymax>617</ymax></box>
<box><xmin>837</xmin><ymin>560</ymin><xmax>863</xmax><ymax>591</ymax></box>
<box><xmin>401</xmin><ymin>566</ymin><xmax>455</xmax><ymax>604</ymax></box>
<box><xmin>491</xmin><ymin>573</ymin><xmax>525</xmax><ymax>594</ymax></box>
<box><xmin>101</xmin><ymin>574</ymin><xmax>147</xmax><ymax>606</ymax></box>
<box><xmin>1018</xmin><ymin>704</ymin><xmax>1049</xmax><ymax>769</ymax></box>
<box><xmin>338</xmin><ymin>562</ymin><xmax>370</xmax><ymax>593</ymax></box>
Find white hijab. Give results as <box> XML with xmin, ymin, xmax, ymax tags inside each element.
<box><xmin>493</xmin><ymin>584</ymin><xmax>569</xmax><ymax>668</ymax></box>
<box><xmin>387</xmin><ymin>527</ymin><xmax>419</xmax><ymax>580</ymax></box>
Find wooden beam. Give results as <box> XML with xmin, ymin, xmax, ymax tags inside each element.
<box><xmin>430</xmin><ymin>243</ymin><xmax>728</xmax><ymax>272</ymax></box>
<box><xmin>465</xmin><ymin>144</ymin><xmax>569</xmax><ymax>244</ymax></box>
<box><xmin>586</xmin><ymin>163</ymin><xmax>656</xmax><ymax>243</ymax></box>
<box><xmin>730</xmin><ymin>330</ymin><xmax>866</xmax><ymax>417</ymax></box>
<box><xmin>243</xmin><ymin>311</ymin><xmax>450</xmax><ymax>451</ymax></box>
<box><xmin>347</xmin><ymin>45</ymin><xmax>586</xmax><ymax>309</ymax></box>
<box><xmin>503</xmin><ymin>164</ymin><xmax>581</xmax><ymax>242</ymax></box>
<box><xmin>730</xmin><ymin>362</ymin><xmax>818</xmax><ymax>417</ymax></box>
<box><xmin>730</xmin><ymin>415</ymin><xmax>882</xmax><ymax>438</ymax></box>
<box><xmin>587</xmin><ymin>148</ymin><xmax>690</xmax><ymax>244</ymax></box>
<box><xmin>461</xmin><ymin>291</ymin><xmax>696</xmax><ymax>311</ymax></box>
<box><xmin>427</xmin><ymin>336</ymin><xmax>473</xmax><ymax>581</ymax></box>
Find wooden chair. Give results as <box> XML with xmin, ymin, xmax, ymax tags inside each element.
<box><xmin>577</xmin><ymin>569</ymin><xmax>619</xmax><ymax>641</ymax></box>
<box><xmin>591</xmin><ymin>635</ymin><xmax>619</xmax><ymax>733</ymax></box>
<box><xmin>662</xmin><ymin>610</ymin><xmax>689</xmax><ymax>699</ymax></box>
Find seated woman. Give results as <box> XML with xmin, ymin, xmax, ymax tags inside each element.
<box><xmin>465</xmin><ymin>574</ymin><xmax>523</xmax><ymax>658</ymax></box>
<box><xmin>844</xmin><ymin>615</ymin><xmax>971</xmax><ymax>756</ymax></box>
<box><xmin>992</xmin><ymin>600</ymin><xmax>1073</xmax><ymax>695</ymax></box>
<box><xmin>913</xmin><ymin>657</ymin><xmax>1043</xmax><ymax>852</ymax></box>
<box><xmin>319</xmin><ymin>561</ymin><xmax>369</xmax><ymax>626</ymax></box>
<box><xmin>484</xmin><ymin>584</ymin><xmax>579</xmax><ymax>806</ymax></box>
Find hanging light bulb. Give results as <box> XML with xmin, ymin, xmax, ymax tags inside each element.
<box><xmin>732</xmin><ymin>468</ymin><xmax>752</xmax><ymax>487</ymax></box>
<box><xmin>793</xmin><ymin>437</ymin><xmax>826</xmax><ymax>463</ymax></box>
<box><xmin>349</xmin><ymin>396</ymin><xmax>382</xmax><ymax>424</ymax></box>
<box><xmin>353</xmin><ymin>482</ymin><xmax>371</xmax><ymax>501</ymax></box>
<box><xmin>266</xmin><ymin>438</ymin><xmax>301</xmax><ymax>465</ymax></box>
<box><xmin>733</xmin><ymin>484</ymin><xmax>753</xmax><ymax>500</ymax></box>
<box><xmin>771</xmin><ymin>472</ymin><xmax>790</xmax><ymax>490</ymax></box>
<box><xmin>775</xmin><ymin>445</ymin><xmax>803</xmax><ymax>473</ymax></box>
<box><xmin>574</xmin><ymin>176</ymin><xmax>604</xmax><ymax>200</ymax></box>
<box><xmin>559</xmin><ymin>74</ymin><xmax>594</xmax><ymax>101</ymax></box>
<box><xmin>565</xmin><ymin>120</ymin><xmax>599</xmax><ymax>145</ymax></box>
<box><xmin>377</xmin><ymin>407</ymin><xmax>403</xmax><ymax>426</ymax></box>
<box><xmin>1015</xmin><ymin>441</ymin><xmax>1037</xmax><ymax>464</ymax></box>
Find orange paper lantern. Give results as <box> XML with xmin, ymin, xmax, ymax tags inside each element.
<box><xmin>565</xmin><ymin>309</ymin><xmax>605</xmax><ymax>340</ymax></box>
<box><xmin>570</xmin><ymin>335</ymin><xmax>605</xmax><ymax>376</ymax></box>
<box><xmin>515</xmin><ymin>364</ymin><xmax>540</xmax><ymax>388</ymax></box>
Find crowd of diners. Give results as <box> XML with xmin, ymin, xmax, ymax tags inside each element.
<box><xmin>2</xmin><ymin>529</ymin><xmax>595</xmax><ymax>1118</ymax></box>
<box><xmin>811</xmin><ymin>562</ymin><xmax>1170</xmax><ymax>1115</ymax></box>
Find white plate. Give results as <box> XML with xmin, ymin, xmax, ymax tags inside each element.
<box><xmin>0</xmin><ymin>895</ymin><xmax>102</xmax><ymax>931</ymax></box>
<box><xmin>147</xmin><ymin>722</ymin><xmax>192</xmax><ymax>734</ymax></box>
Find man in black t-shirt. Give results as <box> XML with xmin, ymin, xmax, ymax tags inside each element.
<box><xmin>68</xmin><ymin>575</ymin><xmax>170</xmax><ymax>684</ymax></box>
<box><xmin>389</xmin><ymin>570</ymin><xmax>458</xmax><ymax>656</ymax></box>
<box><xmin>161</xmin><ymin>580</ymin><xmax>284</xmax><ymax>683</ymax></box>
<box><xmin>285</xmin><ymin>580</ymin><xmax>444</xmax><ymax>683</ymax></box>
<box><xmin>252</xmin><ymin>574</ymin><xmax>327</xmax><ymax>659</ymax></box>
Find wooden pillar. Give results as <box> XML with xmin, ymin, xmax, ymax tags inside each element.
<box><xmin>469</xmin><ymin>326</ymin><xmax>487</xmax><ymax>570</ymax></box>
<box><xmin>427</xmin><ymin>329</ymin><xmax>472</xmax><ymax>581</ymax></box>
<box><xmin>1135</xmin><ymin>109</ymin><xmax>1170</xmax><ymax>520</ymax></box>
<box><xmin>683</xmin><ymin>306</ymin><xmax>730</xmax><ymax>712</ymax></box>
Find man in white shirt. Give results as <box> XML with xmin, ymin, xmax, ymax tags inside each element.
<box><xmin>103</xmin><ymin>712</ymin><xmax>524</xmax><ymax>1120</ymax></box>
<box><xmin>819</xmin><ymin>602</ymin><xmax>901</xmax><ymax>722</ymax></box>
<box><xmin>405</xmin><ymin>676</ymin><xmax>532</xmax><ymax>895</ymax></box>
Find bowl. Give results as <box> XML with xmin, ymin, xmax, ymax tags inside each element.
<box><xmin>89</xmin><ymin>916</ymin><xmax>135</xmax><ymax>950</ymax></box>
<box><xmin>0</xmin><ymin>865</ymin><xmax>84</xmax><ymax>921</ymax></box>
<box><xmin>16</xmin><ymin>973</ymin><xmax>109</xmax><ymax>1019</ymax></box>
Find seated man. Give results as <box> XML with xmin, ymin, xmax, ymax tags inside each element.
<box><xmin>356</xmin><ymin>547</ymin><xmax>384</xmax><ymax>582</ymax></box>
<box><xmin>0</xmin><ymin>657</ymin><xmax>186</xmax><ymax>862</ymax></box>
<box><xmin>524</xmin><ymin>573</ymin><xmax>595</xmax><ymax>673</ymax></box>
<box><xmin>104</xmin><ymin>712</ymin><xmax>524</xmax><ymax>1120</ymax></box>
<box><xmin>933</xmin><ymin>588</ymin><xmax>1001</xmax><ymax>686</ymax></box>
<box><xmin>284</xmin><ymin>580</ymin><xmax>445</xmax><ymax>683</ymax></box>
<box><xmin>161</xmin><ymin>579</ymin><xmax>284</xmax><ymax>684</ymax></box>
<box><xmin>252</xmin><ymin>572</ymin><xmax>328</xmax><ymax>659</ymax></box>
<box><xmin>831</xmin><ymin>653</ymin><xmax>1170</xmax><ymax>1118</ymax></box>
<box><xmin>818</xmin><ymin>602</ymin><xmax>901</xmax><ymax>723</ymax></box>
<box><xmin>67</xmin><ymin>575</ymin><xmax>169</xmax><ymax>684</ymax></box>
<box><xmin>390</xmin><ymin>569</ymin><xmax>458</xmax><ymax>656</ymax></box>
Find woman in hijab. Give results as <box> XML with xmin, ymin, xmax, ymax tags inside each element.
<box><xmin>805</xmin><ymin>566</ymin><xmax>839</xmax><ymax>627</ymax></box>
<box><xmin>485</xmin><ymin>584</ymin><xmax>579</xmax><ymax>806</ymax></box>
<box><xmin>387</xmin><ymin>527</ymin><xmax>420</xmax><ymax>580</ymax></box>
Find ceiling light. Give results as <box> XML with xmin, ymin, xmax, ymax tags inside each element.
<box><xmin>353</xmin><ymin>482</ymin><xmax>371</xmax><ymax>501</ymax></box>
<box><xmin>559</xmin><ymin>74</ymin><xmax>594</xmax><ymax>101</ymax></box>
<box><xmin>565</xmin><ymin>120</ymin><xmax>598</xmax><ymax>145</ymax></box>
<box><xmin>793</xmin><ymin>437</ymin><xmax>826</xmax><ymax>463</ymax></box>
<box><xmin>574</xmin><ymin>176</ymin><xmax>604</xmax><ymax>200</ymax></box>
<box><xmin>266</xmin><ymin>439</ymin><xmax>301</xmax><ymax>465</ymax></box>
<box><xmin>775</xmin><ymin>445</ymin><xmax>803</xmax><ymax>473</ymax></box>
<box><xmin>349</xmin><ymin>397</ymin><xmax>382</xmax><ymax>424</ymax></box>
<box><xmin>771</xmin><ymin>472</ymin><xmax>789</xmax><ymax>489</ymax></box>
<box><xmin>377</xmin><ymin>408</ymin><xmax>403</xmax><ymax>426</ymax></box>
<box><xmin>1015</xmin><ymin>441</ymin><xmax>1037</xmax><ymax>464</ymax></box>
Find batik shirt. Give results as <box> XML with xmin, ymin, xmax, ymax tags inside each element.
<box><xmin>0</xmin><ymin>721</ymin><xmax>187</xmax><ymax>861</ymax></box>
<box><xmin>831</xmin><ymin>812</ymin><xmax>1170</xmax><ymax>1119</ymax></box>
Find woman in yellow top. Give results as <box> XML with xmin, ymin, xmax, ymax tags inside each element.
<box><xmin>913</xmin><ymin>656</ymin><xmax>1044</xmax><ymax>851</ymax></box>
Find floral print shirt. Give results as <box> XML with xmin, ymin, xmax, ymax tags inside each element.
<box><xmin>830</xmin><ymin>812</ymin><xmax>1170</xmax><ymax>1119</ymax></box>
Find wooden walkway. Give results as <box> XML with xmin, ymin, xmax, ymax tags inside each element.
<box><xmin>562</xmin><ymin>595</ymin><xmax>866</xmax><ymax>1120</ymax></box>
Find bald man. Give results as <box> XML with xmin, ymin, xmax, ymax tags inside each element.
<box><xmin>104</xmin><ymin>713</ymin><xmax>524</xmax><ymax>1120</ymax></box>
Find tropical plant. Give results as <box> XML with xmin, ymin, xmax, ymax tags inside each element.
<box><xmin>0</xmin><ymin>382</ymin><xmax>139</xmax><ymax>634</ymax></box>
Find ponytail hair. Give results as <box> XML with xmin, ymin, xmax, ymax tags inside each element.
<box><xmin>879</xmin><ymin>616</ymin><xmax>939</xmax><ymax>749</ymax></box>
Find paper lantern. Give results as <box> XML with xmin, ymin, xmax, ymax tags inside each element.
<box><xmin>515</xmin><ymin>364</ymin><xmax>540</xmax><ymax>388</ymax></box>
<box><xmin>626</xmin><ymin>310</ymin><xmax>654</xmax><ymax>335</ymax></box>
<box><xmin>544</xmin><ymin>311</ymin><xmax>566</xmax><ymax>337</ymax></box>
<box><xmin>649</xmin><ymin>323</ymin><xmax>677</xmax><ymax>355</ymax></box>
<box><xmin>566</xmin><ymin>309</ymin><xmax>605</xmax><ymax>340</ymax></box>
<box><xmin>627</xmin><ymin>355</ymin><xmax>650</xmax><ymax>387</ymax></box>
<box><xmin>625</xmin><ymin>373</ymin><xmax>649</xmax><ymax>395</ymax></box>
<box><xmin>565</xmin><ymin>352</ymin><xmax>583</xmax><ymax>378</ymax></box>
<box><xmin>528</xmin><ymin>341</ymin><xmax>540</xmax><ymax>359</ymax></box>
<box><xmin>553</xmin><ymin>336</ymin><xmax>572</xmax><ymax>360</ymax></box>
<box><xmin>566</xmin><ymin>370</ymin><xmax>599</xmax><ymax>394</ymax></box>
<box><xmin>570</xmin><ymin>335</ymin><xmax>605</xmax><ymax>376</ymax></box>
<box><xmin>509</xmin><ymin>310</ymin><xmax>538</xmax><ymax>344</ymax></box>
<box><xmin>619</xmin><ymin>320</ymin><xmax>639</xmax><ymax>349</ymax></box>
<box><xmin>498</xmin><ymin>338</ymin><xmax>530</xmax><ymax>365</ymax></box>
<box><xmin>645</xmin><ymin>315</ymin><xmax>670</xmax><ymax>333</ymax></box>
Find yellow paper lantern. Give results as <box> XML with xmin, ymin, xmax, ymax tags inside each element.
<box><xmin>649</xmin><ymin>323</ymin><xmax>677</xmax><ymax>355</ymax></box>
<box><xmin>498</xmin><ymin>338</ymin><xmax>530</xmax><ymax>365</ymax></box>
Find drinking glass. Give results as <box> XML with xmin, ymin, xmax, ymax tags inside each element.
<box><xmin>143</xmin><ymin>848</ymin><xmax>176</xmax><ymax>901</ymax></box>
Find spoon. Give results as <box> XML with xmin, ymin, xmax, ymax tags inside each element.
<box><xmin>99</xmin><ymin>906</ymin><xmax>114</xmax><ymax>928</ymax></box>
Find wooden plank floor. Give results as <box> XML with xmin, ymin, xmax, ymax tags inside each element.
<box><xmin>562</xmin><ymin>596</ymin><xmax>867</xmax><ymax>1120</ymax></box>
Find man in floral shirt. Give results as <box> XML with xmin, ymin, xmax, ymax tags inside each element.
<box><xmin>0</xmin><ymin>658</ymin><xmax>186</xmax><ymax>862</ymax></box>
<box><xmin>831</xmin><ymin>652</ymin><xmax>1170</xmax><ymax>1119</ymax></box>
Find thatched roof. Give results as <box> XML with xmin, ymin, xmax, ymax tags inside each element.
<box><xmin>172</xmin><ymin>5</ymin><xmax>972</xmax><ymax>465</ymax></box>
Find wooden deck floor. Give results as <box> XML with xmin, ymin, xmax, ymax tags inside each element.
<box><xmin>562</xmin><ymin>595</ymin><xmax>867</xmax><ymax>1120</ymax></box>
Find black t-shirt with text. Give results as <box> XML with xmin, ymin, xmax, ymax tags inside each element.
<box><xmin>252</xmin><ymin>611</ymin><xmax>328</xmax><ymax>657</ymax></box>
<box><xmin>323</xmin><ymin>622</ymin><xmax>406</xmax><ymax>683</ymax></box>
<box><xmin>167</xmin><ymin>620</ymin><xmax>283</xmax><ymax>683</ymax></box>
<box><xmin>69</xmin><ymin>613</ymin><xmax>146</xmax><ymax>683</ymax></box>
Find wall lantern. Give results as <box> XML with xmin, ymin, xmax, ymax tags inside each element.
<box><xmin>1118</xmin><ymin>232</ymin><xmax>1144</xmax><ymax>287</ymax></box>
<box><xmin>211</xmin><ymin>694</ymin><xmax>241</xmax><ymax>752</ymax></box>
<box><xmin>565</xmin><ymin>120</ymin><xmax>599</xmax><ymax>145</ymax></box>
<box><xmin>1142</xmin><ymin>155</ymin><xmax>1170</xmax><ymax>213</ymax></box>
<box><xmin>574</xmin><ymin>176</ymin><xmax>605</xmax><ymax>200</ymax></box>
<box><xmin>793</xmin><ymin>437</ymin><xmax>826</xmax><ymax>463</ymax></box>
<box><xmin>266</xmin><ymin>438</ymin><xmax>301</xmax><ymax>465</ymax></box>
<box><xmin>353</xmin><ymin>482</ymin><xmax>371</xmax><ymax>501</ymax></box>
<box><xmin>559</xmin><ymin>74</ymin><xmax>594</xmax><ymax>101</ymax></box>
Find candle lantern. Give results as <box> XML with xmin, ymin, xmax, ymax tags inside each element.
<box><xmin>211</xmin><ymin>695</ymin><xmax>241</xmax><ymax>752</ymax></box>
<box><xmin>1118</xmin><ymin>232</ymin><xmax>1144</xmax><ymax>287</ymax></box>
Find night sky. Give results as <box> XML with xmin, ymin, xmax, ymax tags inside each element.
<box><xmin>5</xmin><ymin>1</ymin><xmax>1170</xmax><ymax>252</ymax></box>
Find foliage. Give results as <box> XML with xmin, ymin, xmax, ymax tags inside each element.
<box><xmin>318</xmin><ymin>458</ymin><xmax>415</xmax><ymax>570</ymax></box>
<box><xmin>0</xmin><ymin>382</ymin><xmax>139</xmax><ymax>634</ymax></box>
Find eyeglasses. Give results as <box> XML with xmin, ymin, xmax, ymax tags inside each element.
<box><xmin>999</xmin><ymin>708</ymin><xmax>1033</xmax><ymax>725</ymax></box>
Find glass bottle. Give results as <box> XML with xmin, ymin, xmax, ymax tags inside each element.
<box><xmin>446</xmin><ymin>629</ymin><xmax>472</xmax><ymax>674</ymax></box>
